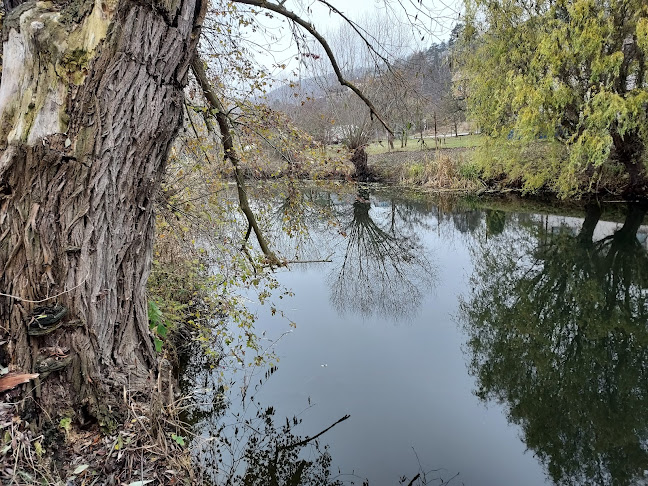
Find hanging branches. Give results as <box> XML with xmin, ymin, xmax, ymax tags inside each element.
<box><xmin>232</xmin><ymin>0</ymin><xmax>394</xmax><ymax>135</ymax></box>
<box><xmin>190</xmin><ymin>51</ymin><xmax>279</xmax><ymax>265</ymax></box>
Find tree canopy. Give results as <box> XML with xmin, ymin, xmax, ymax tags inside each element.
<box><xmin>460</xmin><ymin>0</ymin><xmax>648</xmax><ymax>194</ymax></box>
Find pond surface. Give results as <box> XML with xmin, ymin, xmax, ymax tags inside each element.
<box><xmin>182</xmin><ymin>184</ymin><xmax>648</xmax><ymax>486</ymax></box>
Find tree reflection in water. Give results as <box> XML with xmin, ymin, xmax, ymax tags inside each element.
<box><xmin>329</xmin><ymin>186</ymin><xmax>436</xmax><ymax>321</ymax></box>
<box><xmin>181</xmin><ymin>346</ymin><xmax>454</xmax><ymax>486</ymax></box>
<box><xmin>181</xmin><ymin>352</ymin><xmax>348</xmax><ymax>485</ymax></box>
<box><xmin>460</xmin><ymin>203</ymin><xmax>648</xmax><ymax>485</ymax></box>
<box><xmin>263</xmin><ymin>183</ymin><xmax>437</xmax><ymax>321</ymax></box>
<box><xmin>267</xmin><ymin>181</ymin><xmax>339</xmax><ymax>262</ymax></box>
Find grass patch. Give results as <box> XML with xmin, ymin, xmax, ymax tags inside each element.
<box><xmin>397</xmin><ymin>152</ymin><xmax>480</xmax><ymax>190</ymax></box>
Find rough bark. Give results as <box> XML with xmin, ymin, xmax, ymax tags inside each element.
<box><xmin>0</xmin><ymin>0</ymin><xmax>206</xmax><ymax>418</ymax></box>
<box><xmin>351</xmin><ymin>147</ymin><xmax>371</xmax><ymax>181</ymax></box>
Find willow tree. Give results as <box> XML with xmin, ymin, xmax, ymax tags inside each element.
<box><xmin>461</xmin><ymin>0</ymin><xmax>648</xmax><ymax>194</ymax></box>
<box><xmin>460</xmin><ymin>205</ymin><xmax>648</xmax><ymax>484</ymax></box>
<box><xmin>0</xmin><ymin>0</ymin><xmax>209</xmax><ymax>419</ymax></box>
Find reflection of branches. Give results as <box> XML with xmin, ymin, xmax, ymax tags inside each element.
<box><xmin>182</xmin><ymin>331</ymin><xmax>458</xmax><ymax>486</ymax></box>
<box><xmin>238</xmin><ymin>410</ymin><xmax>349</xmax><ymax>486</ymax></box>
<box><xmin>180</xmin><ymin>334</ymin><xmax>349</xmax><ymax>486</ymax></box>
<box><xmin>460</xmin><ymin>203</ymin><xmax>648</xmax><ymax>485</ymax></box>
<box><xmin>329</xmin><ymin>186</ymin><xmax>436</xmax><ymax>321</ymax></box>
<box><xmin>261</xmin><ymin>181</ymin><xmax>340</xmax><ymax>263</ymax></box>
<box><xmin>250</xmin><ymin>183</ymin><xmax>438</xmax><ymax>320</ymax></box>
<box><xmin>248</xmin><ymin>183</ymin><xmax>437</xmax><ymax>320</ymax></box>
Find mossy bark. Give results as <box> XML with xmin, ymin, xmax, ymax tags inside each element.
<box><xmin>0</xmin><ymin>0</ymin><xmax>206</xmax><ymax>419</ymax></box>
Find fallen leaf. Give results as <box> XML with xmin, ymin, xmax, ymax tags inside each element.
<box><xmin>72</xmin><ymin>464</ymin><xmax>89</xmax><ymax>475</ymax></box>
<box><xmin>0</xmin><ymin>373</ymin><xmax>39</xmax><ymax>392</ymax></box>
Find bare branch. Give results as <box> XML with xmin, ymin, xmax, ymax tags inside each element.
<box><xmin>279</xmin><ymin>414</ymin><xmax>350</xmax><ymax>451</ymax></box>
<box><xmin>190</xmin><ymin>50</ymin><xmax>280</xmax><ymax>265</ymax></box>
<box><xmin>233</xmin><ymin>0</ymin><xmax>394</xmax><ymax>135</ymax></box>
<box><xmin>314</xmin><ymin>0</ymin><xmax>394</xmax><ymax>68</ymax></box>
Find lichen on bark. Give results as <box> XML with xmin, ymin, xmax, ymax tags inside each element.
<box><xmin>0</xmin><ymin>0</ymin><xmax>113</xmax><ymax>145</ymax></box>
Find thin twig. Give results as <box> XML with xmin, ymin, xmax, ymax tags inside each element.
<box><xmin>0</xmin><ymin>270</ymin><xmax>90</xmax><ymax>303</ymax></box>
<box><xmin>282</xmin><ymin>258</ymin><xmax>333</xmax><ymax>264</ymax></box>
<box><xmin>233</xmin><ymin>0</ymin><xmax>394</xmax><ymax>135</ymax></box>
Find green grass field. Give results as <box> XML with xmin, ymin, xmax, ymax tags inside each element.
<box><xmin>365</xmin><ymin>134</ymin><xmax>483</xmax><ymax>155</ymax></box>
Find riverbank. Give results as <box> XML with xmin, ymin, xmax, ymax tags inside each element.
<box><xmin>0</xmin><ymin>385</ymin><xmax>202</xmax><ymax>484</ymax></box>
<box><xmin>2</xmin><ymin>143</ymin><xmax>642</xmax><ymax>484</ymax></box>
<box><xmin>367</xmin><ymin>143</ymin><xmax>648</xmax><ymax>199</ymax></box>
<box><xmin>368</xmin><ymin>146</ymin><xmax>479</xmax><ymax>190</ymax></box>
<box><xmin>233</xmin><ymin>143</ymin><xmax>481</xmax><ymax>190</ymax></box>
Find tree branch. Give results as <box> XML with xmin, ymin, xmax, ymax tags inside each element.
<box><xmin>280</xmin><ymin>414</ymin><xmax>350</xmax><ymax>452</ymax></box>
<box><xmin>232</xmin><ymin>0</ymin><xmax>394</xmax><ymax>135</ymax></box>
<box><xmin>190</xmin><ymin>51</ymin><xmax>279</xmax><ymax>265</ymax></box>
<box><xmin>315</xmin><ymin>0</ymin><xmax>394</xmax><ymax>68</ymax></box>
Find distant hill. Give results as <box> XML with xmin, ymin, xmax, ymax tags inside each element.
<box><xmin>264</xmin><ymin>76</ymin><xmax>331</xmax><ymax>104</ymax></box>
<box><xmin>264</xmin><ymin>68</ymin><xmax>372</xmax><ymax>106</ymax></box>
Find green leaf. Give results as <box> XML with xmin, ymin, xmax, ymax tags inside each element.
<box><xmin>148</xmin><ymin>301</ymin><xmax>163</xmax><ymax>328</ymax></box>
<box><xmin>59</xmin><ymin>417</ymin><xmax>72</xmax><ymax>434</ymax></box>
<box><xmin>171</xmin><ymin>433</ymin><xmax>185</xmax><ymax>446</ymax></box>
<box><xmin>157</xmin><ymin>323</ymin><xmax>168</xmax><ymax>338</ymax></box>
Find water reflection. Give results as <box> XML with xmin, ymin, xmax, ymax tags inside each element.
<box><xmin>263</xmin><ymin>183</ymin><xmax>437</xmax><ymax>321</ymax></box>
<box><xmin>460</xmin><ymin>203</ymin><xmax>648</xmax><ymax>485</ymax></box>
<box><xmin>191</xmin><ymin>185</ymin><xmax>648</xmax><ymax>485</ymax></box>
<box><xmin>328</xmin><ymin>186</ymin><xmax>436</xmax><ymax>320</ymax></box>
<box><xmin>485</xmin><ymin>209</ymin><xmax>506</xmax><ymax>236</ymax></box>
<box><xmin>266</xmin><ymin>181</ymin><xmax>339</xmax><ymax>261</ymax></box>
<box><xmin>180</xmin><ymin>349</ymin><xmax>348</xmax><ymax>485</ymax></box>
<box><xmin>181</xmin><ymin>345</ymin><xmax>449</xmax><ymax>486</ymax></box>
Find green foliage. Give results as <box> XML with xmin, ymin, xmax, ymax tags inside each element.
<box><xmin>148</xmin><ymin>153</ymin><xmax>296</xmax><ymax>372</ymax></box>
<box><xmin>58</xmin><ymin>417</ymin><xmax>72</xmax><ymax>436</ymax></box>
<box><xmin>456</xmin><ymin>157</ymin><xmax>482</xmax><ymax>181</ymax></box>
<box><xmin>471</xmin><ymin>138</ymin><xmax>575</xmax><ymax>193</ymax></box>
<box><xmin>406</xmin><ymin>161</ymin><xmax>426</xmax><ymax>180</ymax></box>
<box><xmin>171</xmin><ymin>434</ymin><xmax>185</xmax><ymax>447</ymax></box>
<box><xmin>461</xmin><ymin>0</ymin><xmax>648</xmax><ymax>194</ymax></box>
<box><xmin>147</xmin><ymin>301</ymin><xmax>167</xmax><ymax>353</ymax></box>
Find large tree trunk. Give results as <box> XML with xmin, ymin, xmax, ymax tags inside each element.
<box><xmin>0</xmin><ymin>0</ymin><xmax>206</xmax><ymax>418</ymax></box>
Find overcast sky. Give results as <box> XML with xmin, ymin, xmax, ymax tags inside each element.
<box><xmin>244</xmin><ymin>0</ymin><xmax>462</xmax><ymax>80</ymax></box>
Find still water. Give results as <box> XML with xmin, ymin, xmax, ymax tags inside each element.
<box><xmin>182</xmin><ymin>184</ymin><xmax>648</xmax><ymax>485</ymax></box>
